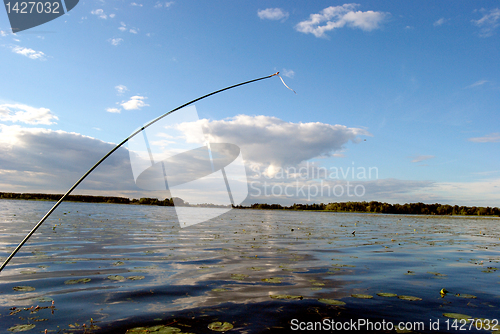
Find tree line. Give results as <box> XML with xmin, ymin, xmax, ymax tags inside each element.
<box><xmin>0</xmin><ymin>192</ymin><xmax>230</xmax><ymax>208</ymax></box>
<box><xmin>234</xmin><ymin>201</ymin><xmax>500</xmax><ymax>216</ymax></box>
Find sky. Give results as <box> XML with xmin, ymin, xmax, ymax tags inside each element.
<box><xmin>0</xmin><ymin>1</ymin><xmax>499</xmax><ymax>207</ymax></box>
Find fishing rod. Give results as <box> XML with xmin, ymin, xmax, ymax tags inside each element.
<box><xmin>0</xmin><ymin>71</ymin><xmax>286</xmax><ymax>272</ymax></box>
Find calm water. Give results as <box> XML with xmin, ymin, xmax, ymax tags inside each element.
<box><xmin>0</xmin><ymin>199</ymin><xmax>499</xmax><ymax>333</ymax></box>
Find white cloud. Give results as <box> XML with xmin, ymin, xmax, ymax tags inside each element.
<box><xmin>472</xmin><ymin>8</ymin><xmax>500</xmax><ymax>37</ymax></box>
<box><xmin>109</xmin><ymin>38</ymin><xmax>123</xmax><ymax>46</ymax></box>
<box><xmin>130</xmin><ymin>2</ymin><xmax>143</xmax><ymax>6</ymax></box>
<box><xmin>466</xmin><ymin>79</ymin><xmax>488</xmax><ymax>88</ymax></box>
<box><xmin>257</xmin><ymin>8</ymin><xmax>289</xmax><ymax>21</ymax></box>
<box><xmin>0</xmin><ymin>103</ymin><xmax>58</xmax><ymax>125</ymax></box>
<box><xmin>0</xmin><ymin>124</ymin><xmax>139</xmax><ymax>195</ymax></box>
<box><xmin>468</xmin><ymin>133</ymin><xmax>500</xmax><ymax>143</ymax></box>
<box><xmin>115</xmin><ymin>85</ymin><xmax>128</xmax><ymax>95</ymax></box>
<box><xmin>154</xmin><ymin>1</ymin><xmax>174</xmax><ymax>8</ymax></box>
<box><xmin>91</xmin><ymin>9</ymin><xmax>107</xmax><ymax>19</ymax></box>
<box><xmin>109</xmin><ymin>13</ymin><xmax>116</xmax><ymax>18</ymax></box>
<box><xmin>296</xmin><ymin>4</ymin><xmax>388</xmax><ymax>38</ymax></box>
<box><xmin>281</xmin><ymin>69</ymin><xmax>295</xmax><ymax>78</ymax></box>
<box><xmin>106</xmin><ymin>108</ymin><xmax>121</xmax><ymax>113</ymax></box>
<box><xmin>433</xmin><ymin>18</ymin><xmax>448</xmax><ymax>26</ymax></box>
<box><xmin>0</xmin><ymin>30</ymin><xmax>8</xmax><ymax>37</ymax></box>
<box><xmin>410</xmin><ymin>155</ymin><xmax>435</xmax><ymax>163</ymax></box>
<box><xmin>177</xmin><ymin>115</ymin><xmax>371</xmax><ymax>176</ymax></box>
<box><xmin>130</xmin><ymin>29</ymin><xmax>138</xmax><ymax>34</ymax></box>
<box><xmin>121</xmin><ymin>96</ymin><xmax>149</xmax><ymax>110</ymax></box>
<box><xmin>11</xmin><ymin>46</ymin><xmax>45</xmax><ymax>60</ymax></box>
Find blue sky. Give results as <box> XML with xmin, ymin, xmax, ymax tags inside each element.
<box><xmin>0</xmin><ymin>1</ymin><xmax>499</xmax><ymax>206</ymax></box>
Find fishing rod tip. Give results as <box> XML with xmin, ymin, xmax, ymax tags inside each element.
<box><xmin>271</xmin><ymin>72</ymin><xmax>279</xmax><ymax>77</ymax></box>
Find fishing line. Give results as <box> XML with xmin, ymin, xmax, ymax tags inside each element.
<box><xmin>0</xmin><ymin>71</ymin><xmax>289</xmax><ymax>272</ymax></box>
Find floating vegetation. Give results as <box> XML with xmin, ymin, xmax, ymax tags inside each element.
<box><xmin>12</xmin><ymin>286</ymin><xmax>35</xmax><ymax>292</ymax></box>
<box><xmin>127</xmin><ymin>275</ymin><xmax>145</xmax><ymax>280</ymax></box>
<box><xmin>230</xmin><ymin>274</ymin><xmax>248</xmax><ymax>280</ymax></box>
<box><xmin>351</xmin><ymin>294</ymin><xmax>373</xmax><ymax>299</ymax></box>
<box><xmin>377</xmin><ymin>292</ymin><xmax>398</xmax><ymax>297</ymax></box>
<box><xmin>113</xmin><ymin>261</ymin><xmax>126</xmax><ymax>266</ymax></box>
<box><xmin>126</xmin><ymin>325</ymin><xmax>182</xmax><ymax>333</ymax></box>
<box><xmin>247</xmin><ymin>266</ymin><xmax>265</xmax><ymax>271</ymax></box>
<box><xmin>443</xmin><ymin>313</ymin><xmax>472</xmax><ymax>320</ymax></box>
<box><xmin>212</xmin><ymin>288</ymin><xmax>229</xmax><ymax>292</ymax></box>
<box><xmin>20</xmin><ymin>270</ymin><xmax>36</xmax><ymax>275</ymax></box>
<box><xmin>270</xmin><ymin>294</ymin><xmax>303</xmax><ymax>300</ymax></box>
<box><xmin>208</xmin><ymin>321</ymin><xmax>234</xmax><ymax>331</ymax></box>
<box><xmin>261</xmin><ymin>277</ymin><xmax>282</xmax><ymax>283</ymax></box>
<box><xmin>107</xmin><ymin>275</ymin><xmax>125</xmax><ymax>281</ymax></box>
<box><xmin>64</xmin><ymin>278</ymin><xmax>91</xmax><ymax>285</ymax></box>
<box><xmin>331</xmin><ymin>264</ymin><xmax>355</xmax><ymax>268</ymax></box>
<box><xmin>7</xmin><ymin>324</ymin><xmax>36</xmax><ymax>332</ymax></box>
<box><xmin>398</xmin><ymin>295</ymin><xmax>422</xmax><ymax>301</ymax></box>
<box><xmin>312</xmin><ymin>282</ymin><xmax>325</xmax><ymax>286</ymax></box>
<box><xmin>318</xmin><ymin>298</ymin><xmax>346</xmax><ymax>306</ymax></box>
<box><xmin>455</xmin><ymin>293</ymin><xmax>477</xmax><ymax>299</ymax></box>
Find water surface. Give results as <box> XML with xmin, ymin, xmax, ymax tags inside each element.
<box><xmin>1</xmin><ymin>199</ymin><xmax>499</xmax><ymax>333</ymax></box>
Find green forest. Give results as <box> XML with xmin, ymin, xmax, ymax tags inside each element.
<box><xmin>1</xmin><ymin>192</ymin><xmax>498</xmax><ymax>216</ymax></box>
<box><xmin>235</xmin><ymin>201</ymin><xmax>500</xmax><ymax>216</ymax></box>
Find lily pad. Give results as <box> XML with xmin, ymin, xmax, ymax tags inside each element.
<box><xmin>247</xmin><ymin>267</ymin><xmax>265</xmax><ymax>271</ymax></box>
<box><xmin>126</xmin><ymin>325</ymin><xmax>181</xmax><ymax>333</ymax></box>
<box><xmin>7</xmin><ymin>324</ymin><xmax>36</xmax><ymax>332</ymax></box>
<box><xmin>351</xmin><ymin>294</ymin><xmax>373</xmax><ymax>299</ymax></box>
<box><xmin>107</xmin><ymin>275</ymin><xmax>126</xmax><ymax>281</ymax></box>
<box><xmin>64</xmin><ymin>278</ymin><xmax>91</xmax><ymax>285</ymax></box>
<box><xmin>12</xmin><ymin>286</ymin><xmax>35</xmax><ymax>292</ymax></box>
<box><xmin>377</xmin><ymin>292</ymin><xmax>398</xmax><ymax>297</ymax></box>
<box><xmin>455</xmin><ymin>293</ymin><xmax>476</xmax><ymax>299</ymax></box>
<box><xmin>443</xmin><ymin>313</ymin><xmax>472</xmax><ymax>320</ymax></box>
<box><xmin>208</xmin><ymin>321</ymin><xmax>233</xmax><ymax>331</ymax></box>
<box><xmin>318</xmin><ymin>298</ymin><xmax>346</xmax><ymax>306</ymax></box>
<box><xmin>270</xmin><ymin>294</ymin><xmax>303</xmax><ymax>300</ymax></box>
<box><xmin>398</xmin><ymin>295</ymin><xmax>422</xmax><ymax>301</ymax></box>
<box><xmin>127</xmin><ymin>276</ymin><xmax>145</xmax><ymax>280</ymax></box>
<box><xmin>262</xmin><ymin>277</ymin><xmax>282</xmax><ymax>283</ymax></box>
<box><xmin>230</xmin><ymin>273</ymin><xmax>248</xmax><ymax>280</ymax></box>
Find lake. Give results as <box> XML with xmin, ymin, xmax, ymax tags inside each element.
<box><xmin>1</xmin><ymin>199</ymin><xmax>499</xmax><ymax>333</ymax></box>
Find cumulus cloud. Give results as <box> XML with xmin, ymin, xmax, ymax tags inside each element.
<box><xmin>121</xmin><ymin>96</ymin><xmax>149</xmax><ymax>110</ymax></box>
<box><xmin>257</xmin><ymin>8</ymin><xmax>289</xmax><ymax>21</ymax></box>
<box><xmin>91</xmin><ymin>9</ymin><xmax>107</xmax><ymax>19</ymax></box>
<box><xmin>0</xmin><ymin>103</ymin><xmax>58</xmax><ymax>125</ymax></box>
<box><xmin>433</xmin><ymin>18</ymin><xmax>448</xmax><ymax>26</ymax></box>
<box><xmin>106</xmin><ymin>108</ymin><xmax>121</xmax><ymax>113</ymax></box>
<box><xmin>109</xmin><ymin>38</ymin><xmax>123</xmax><ymax>46</ymax></box>
<box><xmin>154</xmin><ymin>1</ymin><xmax>174</xmax><ymax>8</ymax></box>
<box><xmin>411</xmin><ymin>155</ymin><xmax>435</xmax><ymax>163</ymax></box>
<box><xmin>281</xmin><ymin>69</ymin><xmax>295</xmax><ymax>78</ymax></box>
<box><xmin>0</xmin><ymin>124</ymin><xmax>140</xmax><ymax>196</ymax></box>
<box><xmin>115</xmin><ymin>85</ymin><xmax>128</xmax><ymax>95</ymax></box>
<box><xmin>468</xmin><ymin>133</ymin><xmax>500</xmax><ymax>143</ymax></box>
<box><xmin>177</xmin><ymin>115</ymin><xmax>371</xmax><ymax>176</ymax></box>
<box><xmin>296</xmin><ymin>4</ymin><xmax>388</xmax><ymax>38</ymax></box>
<box><xmin>472</xmin><ymin>8</ymin><xmax>500</xmax><ymax>37</ymax></box>
<box><xmin>11</xmin><ymin>46</ymin><xmax>45</xmax><ymax>60</ymax></box>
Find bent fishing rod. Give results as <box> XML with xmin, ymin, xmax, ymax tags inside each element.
<box><xmin>0</xmin><ymin>71</ymin><xmax>289</xmax><ymax>272</ymax></box>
